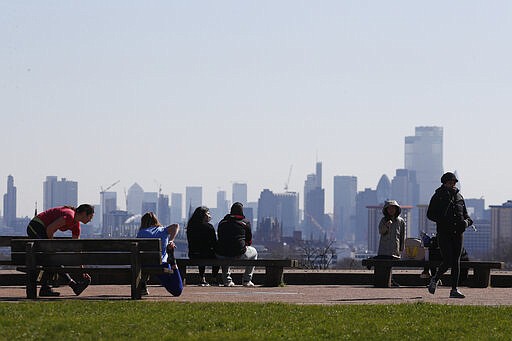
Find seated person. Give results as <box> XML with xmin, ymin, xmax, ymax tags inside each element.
<box><xmin>216</xmin><ymin>202</ymin><xmax>257</xmax><ymax>287</ymax></box>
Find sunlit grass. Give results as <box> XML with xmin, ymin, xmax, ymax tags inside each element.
<box><xmin>0</xmin><ymin>301</ymin><xmax>511</xmax><ymax>340</ymax></box>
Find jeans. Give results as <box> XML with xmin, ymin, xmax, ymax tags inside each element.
<box><xmin>218</xmin><ymin>246</ymin><xmax>258</xmax><ymax>284</ymax></box>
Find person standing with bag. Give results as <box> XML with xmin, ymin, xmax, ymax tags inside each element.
<box><xmin>426</xmin><ymin>172</ymin><xmax>472</xmax><ymax>298</ymax></box>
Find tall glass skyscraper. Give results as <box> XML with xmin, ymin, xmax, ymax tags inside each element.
<box><xmin>43</xmin><ymin>176</ymin><xmax>78</xmax><ymax>210</ymax></box>
<box><xmin>405</xmin><ymin>126</ymin><xmax>443</xmax><ymax>204</ymax></box>
<box><xmin>3</xmin><ymin>175</ymin><xmax>17</xmax><ymax>227</ymax></box>
<box><xmin>333</xmin><ymin>175</ymin><xmax>357</xmax><ymax>242</ymax></box>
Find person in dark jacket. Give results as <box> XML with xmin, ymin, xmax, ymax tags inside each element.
<box><xmin>216</xmin><ymin>202</ymin><xmax>258</xmax><ymax>287</ymax></box>
<box><xmin>426</xmin><ymin>172</ymin><xmax>473</xmax><ymax>299</ymax></box>
<box><xmin>186</xmin><ymin>206</ymin><xmax>220</xmax><ymax>286</ymax></box>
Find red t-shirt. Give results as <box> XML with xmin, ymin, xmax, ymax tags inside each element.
<box><xmin>37</xmin><ymin>206</ymin><xmax>80</xmax><ymax>237</ymax></box>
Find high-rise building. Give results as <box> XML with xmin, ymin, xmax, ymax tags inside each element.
<box><xmin>126</xmin><ymin>183</ymin><xmax>144</xmax><ymax>215</ymax></box>
<box><xmin>232</xmin><ymin>183</ymin><xmax>247</xmax><ymax>206</ymax></box>
<box><xmin>376</xmin><ymin>174</ymin><xmax>391</xmax><ymax>204</ymax></box>
<box><xmin>142</xmin><ymin>192</ymin><xmax>158</xmax><ymax>214</ymax></box>
<box><xmin>170</xmin><ymin>193</ymin><xmax>183</xmax><ymax>223</ymax></box>
<box><xmin>355</xmin><ymin>188</ymin><xmax>378</xmax><ymax>244</ymax></box>
<box><xmin>303</xmin><ymin>162</ymin><xmax>326</xmax><ymax>241</ymax></box>
<box><xmin>101</xmin><ymin>191</ymin><xmax>117</xmax><ymax>229</ymax></box>
<box><xmin>390</xmin><ymin>169</ymin><xmax>419</xmax><ymax>206</ymax></box>
<box><xmin>404</xmin><ymin>126</ymin><xmax>443</xmax><ymax>205</ymax></box>
<box><xmin>391</xmin><ymin>169</ymin><xmax>420</xmax><ymax>235</ymax></box>
<box><xmin>43</xmin><ymin>176</ymin><xmax>78</xmax><ymax>210</ymax></box>
<box><xmin>257</xmin><ymin>189</ymin><xmax>299</xmax><ymax>239</ymax></box>
<box><xmin>157</xmin><ymin>194</ymin><xmax>170</xmax><ymax>225</ymax></box>
<box><xmin>490</xmin><ymin>201</ymin><xmax>512</xmax><ymax>258</ymax></box>
<box><xmin>333</xmin><ymin>175</ymin><xmax>357</xmax><ymax>242</ymax></box>
<box><xmin>185</xmin><ymin>186</ymin><xmax>202</xmax><ymax>219</ymax></box>
<box><xmin>3</xmin><ymin>175</ymin><xmax>17</xmax><ymax>227</ymax></box>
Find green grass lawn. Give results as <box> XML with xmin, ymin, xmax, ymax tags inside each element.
<box><xmin>0</xmin><ymin>302</ymin><xmax>510</xmax><ymax>340</ymax></box>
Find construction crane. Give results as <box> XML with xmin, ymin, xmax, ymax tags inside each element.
<box><xmin>284</xmin><ymin>165</ymin><xmax>293</xmax><ymax>192</ymax></box>
<box><xmin>101</xmin><ymin>180</ymin><xmax>120</xmax><ymax>193</ymax></box>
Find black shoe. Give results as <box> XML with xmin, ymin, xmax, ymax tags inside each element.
<box><xmin>39</xmin><ymin>286</ymin><xmax>60</xmax><ymax>297</ymax></box>
<box><xmin>70</xmin><ymin>278</ymin><xmax>90</xmax><ymax>296</ymax></box>
<box><xmin>140</xmin><ymin>282</ymin><xmax>149</xmax><ymax>296</ymax></box>
<box><xmin>166</xmin><ymin>245</ymin><xmax>177</xmax><ymax>267</ymax></box>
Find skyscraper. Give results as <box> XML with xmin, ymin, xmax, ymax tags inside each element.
<box><xmin>333</xmin><ymin>175</ymin><xmax>357</xmax><ymax>242</ymax></box>
<box><xmin>376</xmin><ymin>174</ymin><xmax>391</xmax><ymax>204</ymax></box>
<box><xmin>232</xmin><ymin>182</ymin><xmax>247</xmax><ymax>206</ymax></box>
<box><xmin>43</xmin><ymin>176</ymin><xmax>78</xmax><ymax>210</ymax></box>
<box><xmin>303</xmin><ymin>162</ymin><xmax>326</xmax><ymax>241</ymax></box>
<box><xmin>355</xmin><ymin>188</ymin><xmax>378</xmax><ymax>244</ymax></box>
<box><xmin>490</xmin><ymin>201</ymin><xmax>512</xmax><ymax>258</ymax></box>
<box><xmin>390</xmin><ymin>169</ymin><xmax>419</xmax><ymax>207</ymax></box>
<box><xmin>3</xmin><ymin>175</ymin><xmax>17</xmax><ymax>227</ymax></box>
<box><xmin>157</xmin><ymin>194</ymin><xmax>170</xmax><ymax>225</ymax></box>
<box><xmin>257</xmin><ymin>189</ymin><xmax>299</xmax><ymax>239</ymax></box>
<box><xmin>101</xmin><ymin>191</ymin><xmax>117</xmax><ymax>229</ymax></box>
<box><xmin>142</xmin><ymin>192</ymin><xmax>158</xmax><ymax>214</ymax></box>
<box><xmin>170</xmin><ymin>193</ymin><xmax>183</xmax><ymax>223</ymax></box>
<box><xmin>126</xmin><ymin>183</ymin><xmax>144</xmax><ymax>215</ymax></box>
<box><xmin>185</xmin><ymin>186</ymin><xmax>202</xmax><ymax>219</ymax></box>
<box><xmin>405</xmin><ymin>126</ymin><xmax>443</xmax><ymax>204</ymax></box>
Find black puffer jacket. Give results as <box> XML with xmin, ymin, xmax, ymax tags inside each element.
<box><xmin>216</xmin><ymin>214</ymin><xmax>252</xmax><ymax>257</ymax></box>
<box><xmin>427</xmin><ymin>185</ymin><xmax>470</xmax><ymax>234</ymax></box>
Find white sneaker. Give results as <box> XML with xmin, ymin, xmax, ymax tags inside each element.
<box><xmin>243</xmin><ymin>281</ymin><xmax>255</xmax><ymax>287</ymax></box>
<box><xmin>224</xmin><ymin>281</ymin><xmax>235</xmax><ymax>287</ymax></box>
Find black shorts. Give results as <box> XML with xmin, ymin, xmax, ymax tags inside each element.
<box><xmin>27</xmin><ymin>219</ymin><xmax>48</xmax><ymax>239</ymax></box>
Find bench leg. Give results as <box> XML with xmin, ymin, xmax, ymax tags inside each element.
<box><xmin>374</xmin><ymin>266</ymin><xmax>392</xmax><ymax>288</ymax></box>
<box><xmin>264</xmin><ymin>266</ymin><xmax>283</xmax><ymax>287</ymax></box>
<box><xmin>26</xmin><ymin>242</ymin><xmax>37</xmax><ymax>299</ymax></box>
<box><xmin>27</xmin><ymin>270</ymin><xmax>38</xmax><ymax>299</ymax></box>
<box><xmin>131</xmin><ymin>242</ymin><xmax>142</xmax><ymax>300</ymax></box>
<box><xmin>471</xmin><ymin>268</ymin><xmax>491</xmax><ymax>288</ymax></box>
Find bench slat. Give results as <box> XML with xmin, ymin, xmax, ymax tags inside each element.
<box><xmin>177</xmin><ymin>259</ymin><xmax>297</xmax><ymax>267</ymax></box>
<box><xmin>10</xmin><ymin>239</ymin><xmax>161</xmax><ymax>253</ymax></box>
<box><xmin>11</xmin><ymin>252</ymin><xmax>161</xmax><ymax>266</ymax></box>
<box><xmin>362</xmin><ymin>259</ymin><xmax>503</xmax><ymax>269</ymax></box>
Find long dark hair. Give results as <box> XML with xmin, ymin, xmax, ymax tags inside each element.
<box><xmin>139</xmin><ymin>212</ymin><xmax>162</xmax><ymax>230</ymax></box>
<box><xmin>186</xmin><ymin>206</ymin><xmax>209</xmax><ymax>229</ymax></box>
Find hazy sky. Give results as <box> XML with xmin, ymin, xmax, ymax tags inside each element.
<box><xmin>1</xmin><ymin>1</ymin><xmax>511</xmax><ymax>217</ymax></box>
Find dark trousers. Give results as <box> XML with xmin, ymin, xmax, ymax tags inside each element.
<box><xmin>434</xmin><ymin>232</ymin><xmax>464</xmax><ymax>289</ymax></box>
<box><xmin>189</xmin><ymin>253</ymin><xmax>220</xmax><ymax>279</ymax></box>
<box><xmin>26</xmin><ymin>219</ymin><xmax>74</xmax><ymax>286</ymax></box>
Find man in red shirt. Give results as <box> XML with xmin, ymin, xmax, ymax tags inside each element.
<box><xmin>27</xmin><ymin>204</ymin><xmax>95</xmax><ymax>297</ymax></box>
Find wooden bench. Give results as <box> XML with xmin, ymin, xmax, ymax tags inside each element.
<box><xmin>10</xmin><ymin>238</ymin><xmax>165</xmax><ymax>300</ymax></box>
<box><xmin>177</xmin><ymin>258</ymin><xmax>298</xmax><ymax>287</ymax></box>
<box><xmin>361</xmin><ymin>258</ymin><xmax>504</xmax><ymax>288</ymax></box>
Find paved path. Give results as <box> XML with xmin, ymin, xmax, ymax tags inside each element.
<box><xmin>1</xmin><ymin>284</ymin><xmax>511</xmax><ymax>305</ymax></box>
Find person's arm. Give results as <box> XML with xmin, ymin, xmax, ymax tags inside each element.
<box><xmin>399</xmin><ymin>220</ymin><xmax>406</xmax><ymax>252</ymax></box>
<box><xmin>166</xmin><ymin>224</ymin><xmax>180</xmax><ymax>247</ymax></box>
<box><xmin>426</xmin><ymin>194</ymin><xmax>440</xmax><ymax>223</ymax></box>
<box><xmin>378</xmin><ymin>218</ymin><xmax>390</xmax><ymax>235</ymax></box>
<box><xmin>45</xmin><ymin>217</ymin><xmax>67</xmax><ymax>239</ymax></box>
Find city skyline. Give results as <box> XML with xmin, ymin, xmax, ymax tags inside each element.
<box><xmin>2</xmin><ymin>2</ymin><xmax>512</xmax><ymax>217</ymax></box>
